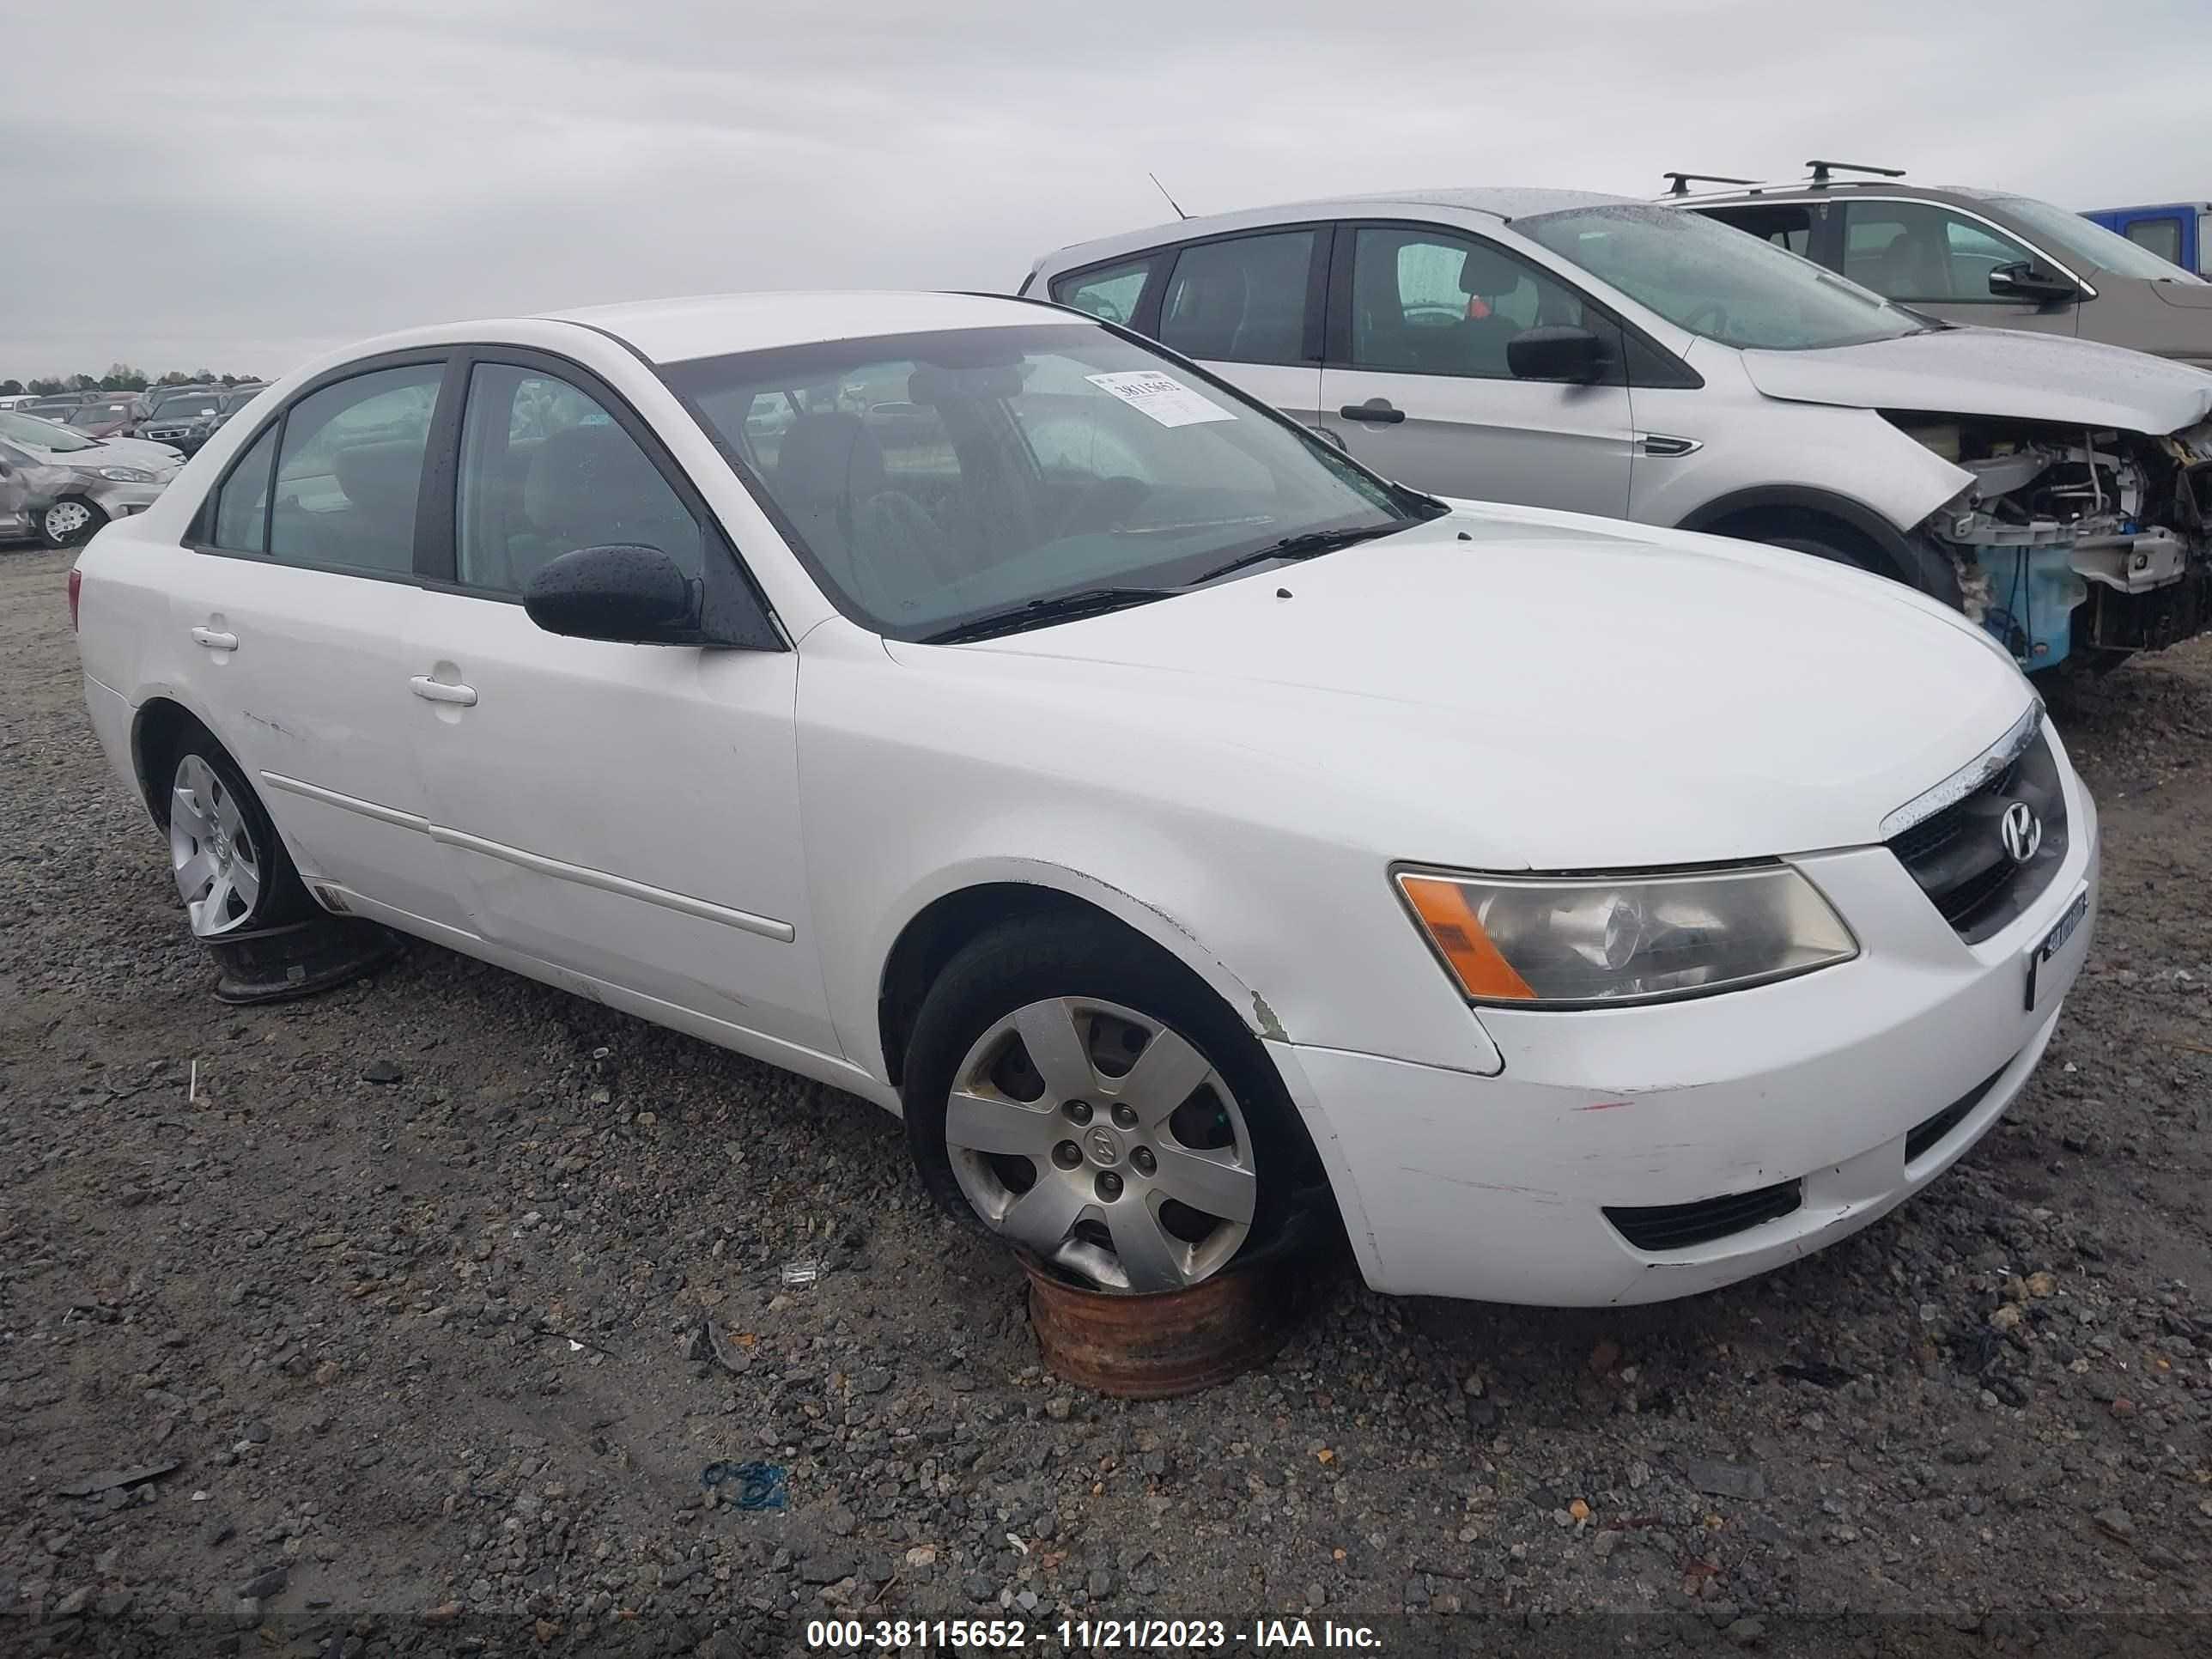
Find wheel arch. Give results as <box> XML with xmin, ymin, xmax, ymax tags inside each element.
<box><xmin>873</xmin><ymin>863</ymin><xmax>1278</xmax><ymax>1091</ymax></box>
<box><xmin>1678</xmin><ymin>484</ymin><xmax>1962</xmax><ymax>606</ymax></box>
<box><xmin>129</xmin><ymin>693</ymin><xmax>227</xmax><ymax>827</ymax></box>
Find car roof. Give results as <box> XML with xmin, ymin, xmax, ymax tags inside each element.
<box><xmin>1031</xmin><ymin>187</ymin><xmax>1632</xmax><ymax>273</ymax></box>
<box><xmin>542</xmin><ymin>289</ymin><xmax>1070</xmax><ymax>365</ymax></box>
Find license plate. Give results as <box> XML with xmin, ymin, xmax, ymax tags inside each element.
<box><xmin>2024</xmin><ymin>887</ymin><xmax>2089</xmax><ymax>1012</ymax></box>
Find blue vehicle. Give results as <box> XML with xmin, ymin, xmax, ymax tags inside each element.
<box><xmin>2082</xmin><ymin>203</ymin><xmax>2210</xmax><ymax>278</ymax></box>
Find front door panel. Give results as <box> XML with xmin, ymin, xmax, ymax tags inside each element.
<box><xmin>406</xmin><ymin>592</ymin><xmax>832</xmax><ymax>1056</ymax></box>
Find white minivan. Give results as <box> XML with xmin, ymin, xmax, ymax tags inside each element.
<box><xmin>71</xmin><ymin>290</ymin><xmax>2096</xmax><ymax>1306</ymax></box>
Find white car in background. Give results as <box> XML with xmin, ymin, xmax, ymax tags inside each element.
<box><xmin>0</xmin><ymin>410</ymin><xmax>180</xmax><ymax>545</ymax></box>
<box><xmin>70</xmin><ymin>290</ymin><xmax>2095</xmax><ymax>1306</ymax></box>
<box><xmin>1025</xmin><ymin>191</ymin><xmax>2212</xmax><ymax>674</ymax></box>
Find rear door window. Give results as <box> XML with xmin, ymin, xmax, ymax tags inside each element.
<box><xmin>1698</xmin><ymin>204</ymin><xmax>1815</xmax><ymax>257</ymax></box>
<box><xmin>1050</xmin><ymin>256</ymin><xmax>1158</xmax><ymax>326</ymax></box>
<box><xmin>270</xmin><ymin>364</ymin><xmax>444</xmax><ymax>574</ymax></box>
<box><xmin>1157</xmin><ymin>231</ymin><xmax>1317</xmax><ymax>366</ymax></box>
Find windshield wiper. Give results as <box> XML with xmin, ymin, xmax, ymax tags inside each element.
<box><xmin>1187</xmin><ymin>523</ymin><xmax>1401</xmax><ymax>586</ymax></box>
<box><xmin>922</xmin><ymin>586</ymin><xmax>1176</xmax><ymax>644</ymax></box>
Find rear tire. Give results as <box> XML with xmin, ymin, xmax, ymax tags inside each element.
<box><xmin>153</xmin><ymin>731</ymin><xmax>314</xmax><ymax>939</ymax></box>
<box><xmin>903</xmin><ymin>913</ymin><xmax>1321</xmax><ymax>1294</ymax></box>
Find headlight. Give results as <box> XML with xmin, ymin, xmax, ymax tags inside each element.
<box><xmin>92</xmin><ymin>465</ymin><xmax>155</xmax><ymax>483</ymax></box>
<box><xmin>1397</xmin><ymin>864</ymin><xmax>1857</xmax><ymax>1007</ymax></box>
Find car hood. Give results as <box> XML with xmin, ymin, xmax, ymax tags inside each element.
<box><xmin>897</xmin><ymin>507</ymin><xmax>2034</xmax><ymax>870</ymax></box>
<box><xmin>1738</xmin><ymin>326</ymin><xmax>2212</xmax><ymax>434</ymax></box>
<box><xmin>34</xmin><ymin>436</ymin><xmax>181</xmax><ymax>471</ymax></box>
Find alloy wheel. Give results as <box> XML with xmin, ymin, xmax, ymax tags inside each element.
<box><xmin>43</xmin><ymin>501</ymin><xmax>93</xmax><ymax>543</ymax></box>
<box><xmin>169</xmin><ymin>753</ymin><xmax>263</xmax><ymax>937</ymax></box>
<box><xmin>945</xmin><ymin>996</ymin><xmax>1257</xmax><ymax>1292</ymax></box>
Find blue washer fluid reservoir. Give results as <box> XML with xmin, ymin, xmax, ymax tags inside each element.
<box><xmin>1973</xmin><ymin>545</ymin><xmax>2087</xmax><ymax>669</ymax></box>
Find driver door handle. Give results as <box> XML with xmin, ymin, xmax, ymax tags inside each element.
<box><xmin>190</xmin><ymin>627</ymin><xmax>239</xmax><ymax>650</ymax></box>
<box><xmin>1338</xmin><ymin>398</ymin><xmax>1405</xmax><ymax>424</ymax></box>
<box><xmin>410</xmin><ymin>675</ymin><xmax>478</xmax><ymax>707</ymax></box>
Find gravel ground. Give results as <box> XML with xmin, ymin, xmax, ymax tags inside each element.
<box><xmin>3</xmin><ymin>540</ymin><xmax>2210</xmax><ymax>1657</ymax></box>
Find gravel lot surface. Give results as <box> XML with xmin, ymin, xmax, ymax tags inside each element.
<box><xmin>3</xmin><ymin>541</ymin><xmax>2210</xmax><ymax>1656</ymax></box>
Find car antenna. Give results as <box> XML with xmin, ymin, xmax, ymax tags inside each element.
<box><xmin>1805</xmin><ymin>159</ymin><xmax>1905</xmax><ymax>187</ymax></box>
<box><xmin>1148</xmin><ymin>172</ymin><xmax>1190</xmax><ymax>221</ymax></box>
<box><xmin>1662</xmin><ymin>171</ymin><xmax>1761</xmax><ymax>198</ymax></box>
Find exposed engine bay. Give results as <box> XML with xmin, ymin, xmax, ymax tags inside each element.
<box><xmin>1894</xmin><ymin>412</ymin><xmax>2212</xmax><ymax>671</ymax></box>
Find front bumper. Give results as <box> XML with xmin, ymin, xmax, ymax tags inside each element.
<box><xmin>1272</xmin><ymin>760</ymin><xmax>2100</xmax><ymax>1306</ymax></box>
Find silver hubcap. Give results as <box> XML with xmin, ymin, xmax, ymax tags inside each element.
<box><xmin>45</xmin><ymin>501</ymin><xmax>91</xmax><ymax>539</ymax></box>
<box><xmin>945</xmin><ymin>996</ymin><xmax>1257</xmax><ymax>1293</ymax></box>
<box><xmin>169</xmin><ymin>753</ymin><xmax>262</xmax><ymax>938</ymax></box>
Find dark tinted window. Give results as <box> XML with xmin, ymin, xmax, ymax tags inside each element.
<box><xmin>1158</xmin><ymin>232</ymin><xmax>1315</xmax><ymax>365</ymax></box>
<box><xmin>270</xmin><ymin>363</ymin><xmax>441</xmax><ymax>573</ymax></box>
<box><xmin>1349</xmin><ymin>227</ymin><xmax>1603</xmax><ymax>378</ymax></box>
<box><xmin>1700</xmin><ymin>204</ymin><xmax>1814</xmax><ymax>256</ymax></box>
<box><xmin>1051</xmin><ymin>257</ymin><xmax>1156</xmax><ymax>326</ymax></box>
<box><xmin>210</xmin><ymin>424</ymin><xmax>277</xmax><ymax>552</ymax></box>
<box><xmin>454</xmin><ymin>363</ymin><xmax>703</xmax><ymax>594</ymax></box>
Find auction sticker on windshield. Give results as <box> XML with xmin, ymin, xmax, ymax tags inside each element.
<box><xmin>1085</xmin><ymin>370</ymin><xmax>1237</xmax><ymax>428</ymax></box>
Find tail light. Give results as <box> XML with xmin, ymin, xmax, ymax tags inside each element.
<box><xmin>67</xmin><ymin>567</ymin><xmax>82</xmax><ymax>632</ymax></box>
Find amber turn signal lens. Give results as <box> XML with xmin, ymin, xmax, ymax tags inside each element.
<box><xmin>1399</xmin><ymin>874</ymin><xmax>1535</xmax><ymax>1001</ymax></box>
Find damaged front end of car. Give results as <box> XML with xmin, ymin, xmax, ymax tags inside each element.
<box><xmin>1893</xmin><ymin>411</ymin><xmax>2212</xmax><ymax>672</ymax></box>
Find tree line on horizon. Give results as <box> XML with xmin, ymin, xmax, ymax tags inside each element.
<box><xmin>1</xmin><ymin>363</ymin><xmax>265</xmax><ymax>398</ymax></box>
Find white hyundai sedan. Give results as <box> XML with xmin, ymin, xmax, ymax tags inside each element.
<box><xmin>70</xmin><ymin>290</ymin><xmax>2098</xmax><ymax>1306</ymax></box>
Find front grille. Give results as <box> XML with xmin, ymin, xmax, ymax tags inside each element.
<box><xmin>1605</xmin><ymin>1177</ymin><xmax>1803</xmax><ymax>1253</ymax></box>
<box><xmin>1904</xmin><ymin>1060</ymin><xmax>2011</xmax><ymax>1164</ymax></box>
<box><xmin>1887</xmin><ymin>728</ymin><xmax>2068</xmax><ymax>945</ymax></box>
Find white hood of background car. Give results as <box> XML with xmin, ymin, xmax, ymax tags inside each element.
<box><xmin>909</xmin><ymin>511</ymin><xmax>2033</xmax><ymax>870</ymax></box>
<box><xmin>1740</xmin><ymin>326</ymin><xmax>2212</xmax><ymax>434</ymax></box>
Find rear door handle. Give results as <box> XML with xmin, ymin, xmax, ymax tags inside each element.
<box><xmin>1338</xmin><ymin>398</ymin><xmax>1405</xmax><ymax>425</ymax></box>
<box><xmin>190</xmin><ymin>627</ymin><xmax>238</xmax><ymax>650</ymax></box>
<box><xmin>410</xmin><ymin>676</ymin><xmax>478</xmax><ymax>707</ymax></box>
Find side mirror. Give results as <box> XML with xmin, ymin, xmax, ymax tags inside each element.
<box><xmin>1988</xmin><ymin>260</ymin><xmax>2081</xmax><ymax>305</ymax></box>
<box><xmin>1507</xmin><ymin>325</ymin><xmax>1608</xmax><ymax>385</ymax></box>
<box><xmin>523</xmin><ymin>544</ymin><xmax>700</xmax><ymax>644</ymax></box>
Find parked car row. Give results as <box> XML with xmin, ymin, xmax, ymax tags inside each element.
<box><xmin>1026</xmin><ymin>167</ymin><xmax>2212</xmax><ymax>675</ymax></box>
<box><xmin>0</xmin><ymin>384</ymin><xmax>268</xmax><ymax>447</ymax></box>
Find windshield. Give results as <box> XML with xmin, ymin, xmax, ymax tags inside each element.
<box><xmin>664</xmin><ymin>322</ymin><xmax>1431</xmax><ymax>640</ymax></box>
<box><xmin>1977</xmin><ymin>193</ymin><xmax>2209</xmax><ymax>284</ymax></box>
<box><xmin>152</xmin><ymin>401</ymin><xmax>219</xmax><ymax>421</ymax></box>
<box><xmin>1521</xmin><ymin>204</ymin><xmax>1925</xmax><ymax>349</ymax></box>
<box><xmin>0</xmin><ymin>410</ymin><xmax>98</xmax><ymax>452</ymax></box>
<box><xmin>70</xmin><ymin>404</ymin><xmax>131</xmax><ymax>426</ymax></box>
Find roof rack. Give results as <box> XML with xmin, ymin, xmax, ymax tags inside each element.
<box><xmin>1805</xmin><ymin>159</ymin><xmax>1905</xmax><ymax>187</ymax></box>
<box><xmin>1662</xmin><ymin>172</ymin><xmax>1760</xmax><ymax>198</ymax></box>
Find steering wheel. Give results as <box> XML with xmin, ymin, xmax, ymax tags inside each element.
<box><xmin>1681</xmin><ymin>300</ymin><xmax>1729</xmax><ymax>335</ymax></box>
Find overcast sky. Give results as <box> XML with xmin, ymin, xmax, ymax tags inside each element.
<box><xmin>7</xmin><ymin>0</ymin><xmax>2209</xmax><ymax>381</ymax></box>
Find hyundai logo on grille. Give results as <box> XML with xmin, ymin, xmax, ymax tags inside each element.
<box><xmin>1999</xmin><ymin>800</ymin><xmax>2042</xmax><ymax>864</ymax></box>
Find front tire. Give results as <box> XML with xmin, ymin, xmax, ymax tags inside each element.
<box><xmin>39</xmin><ymin>497</ymin><xmax>105</xmax><ymax>549</ymax></box>
<box><xmin>158</xmin><ymin>738</ymin><xmax>313</xmax><ymax>939</ymax></box>
<box><xmin>903</xmin><ymin>914</ymin><xmax>1317</xmax><ymax>1294</ymax></box>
